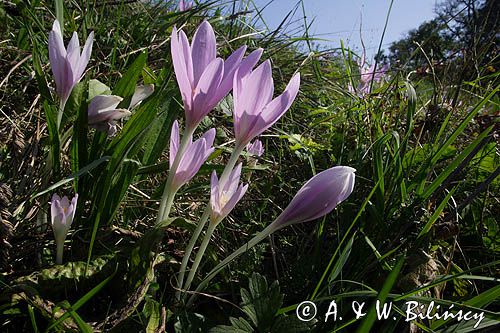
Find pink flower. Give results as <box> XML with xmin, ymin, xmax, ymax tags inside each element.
<box><xmin>88</xmin><ymin>95</ymin><xmax>131</xmax><ymax>136</ymax></box>
<box><xmin>246</xmin><ymin>139</ymin><xmax>264</xmax><ymax>157</ymax></box>
<box><xmin>210</xmin><ymin>163</ymin><xmax>248</xmax><ymax>224</ymax></box>
<box><xmin>171</xmin><ymin>21</ymin><xmax>262</xmax><ymax>130</ymax></box>
<box><xmin>178</xmin><ymin>0</ymin><xmax>193</xmax><ymax>11</ymax></box>
<box><xmin>271</xmin><ymin>166</ymin><xmax>355</xmax><ymax>229</ymax></box>
<box><xmin>350</xmin><ymin>49</ymin><xmax>389</xmax><ymax>96</ymax></box>
<box><xmin>170</xmin><ymin>120</ymin><xmax>215</xmax><ymax>190</ymax></box>
<box><xmin>233</xmin><ymin>60</ymin><xmax>300</xmax><ymax>147</ymax></box>
<box><xmin>50</xmin><ymin>193</ymin><xmax>78</xmax><ymax>264</ymax></box>
<box><xmin>48</xmin><ymin>20</ymin><xmax>94</xmax><ymax>106</ymax></box>
<box><xmin>88</xmin><ymin>85</ymin><xmax>154</xmax><ymax>136</ymax></box>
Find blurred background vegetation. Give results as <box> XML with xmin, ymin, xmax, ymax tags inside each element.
<box><xmin>0</xmin><ymin>0</ymin><xmax>498</xmax><ymax>332</ymax></box>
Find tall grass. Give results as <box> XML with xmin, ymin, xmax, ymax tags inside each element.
<box><xmin>0</xmin><ymin>0</ymin><xmax>498</xmax><ymax>332</ymax></box>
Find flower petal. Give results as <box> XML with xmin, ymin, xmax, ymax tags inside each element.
<box><xmin>48</xmin><ymin>20</ymin><xmax>68</xmax><ymax>97</ymax></box>
<box><xmin>224</xmin><ymin>162</ymin><xmax>242</xmax><ymax>195</ymax></box>
<box><xmin>77</xmin><ymin>31</ymin><xmax>94</xmax><ymax>79</ymax></box>
<box><xmin>237</xmin><ymin>48</ymin><xmax>263</xmax><ymax>78</ymax></box>
<box><xmin>89</xmin><ymin>108</ymin><xmax>131</xmax><ymax>124</ymax></box>
<box><xmin>257</xmin><ymin>72</ymin><xmax>300</xmax><ymax>134</ymax></box>
<box><xmin>273</xmin><ymin>166</ymin><xmax>356</xmax><ymax>227</ymax></box>
<box><xmin>211</xmin><ymin>45</ymin><xmax>246</xmax><ymax>103</ymax></box>
<box><xmin>88</xmin><ymin>95</ymin><xmax>123</xmax><ymax>119</ymax></box>
<box><xmin>169</xmin><ymin>120</ymin><xmax>180</xmax><ymax>168</ymax></box>
<box><xmin>171</xmin><ymin>27</ymin><xmax>193</xmax><ymax>111</ymax></box>
<box><xmin>241</xmin><ymin>60</ymin><xmax>274</xmax><ymax>116</ymax></box>
<box><xmin>221</xmin><ymin>183</ymin><xmax>247</xmax><ymax>220</ymax></box>
<box><xmin>66</xmin><ymin>32</ymin><xmax>81</xmax><ymax>82</ymax></box>
<box><xmin>191</xmin><ymin>21</ymin><xmax>217</xmax><ymax>86</ymax></box>
<box><xmin>130</xmin><ymin>84</ymin><xmax>154</xmax><ymax>109</ymax></box>
<box><xmin>210</xmin><ymin>170</ymin><xmax>220</xmax><ymax>214</ymax></box>
<box><xmin>190</xmin><ymin>58</ymin><xmax>224</xmax><ymax>126</ymax></box>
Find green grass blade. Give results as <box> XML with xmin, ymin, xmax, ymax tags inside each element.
<box><xmin>417</xmin><ymin>186</ymin><xmax>457</xmax><ymax>239</ymax></box>
<box><xmin>45</xmin><ymin>270</ymin><xmax>116</xmax><ymax>331</ymax></box>
<box><xmin>355</xmin><ymin>255</ymin><xmax>405</xmax><ymax>333</ymax></box>
<box><xmin>421</xmin><ymin>126</ymin><xmax>493</xmax><ymax>200</ymax></box>
<box><xmin>430</xmin><ymin>86</ymin><xmax>498</xmax><ymax>167</ymax></box>
<box><xmin>30</xmin><ymin>156</ymin><xmax>111</xmax><ymax>200</ymax></box>
<box><xmin>54</xmin><ymin>0</ymin><xmax>64</xmax><ymax>32</ymax></box>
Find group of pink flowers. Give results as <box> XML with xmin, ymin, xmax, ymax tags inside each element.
<box><xmin>46</xmin><ymin>14</ymin><xmax>355</xmax><ymax>290</ymax></box>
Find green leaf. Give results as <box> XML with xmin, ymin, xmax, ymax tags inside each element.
<box><xmin>431</xmin><ymin>284</ymin><xmax>500</xmax><ymax>330</ymax></box>
<box><xmin>430</xmin><ymin>86</ymin><xmax>498</xmax><ymax>166</ymax></box>
<box><xmin>27</xmin><ymin>305</ymin><xmax>39</xmax><ymax>333</ymax></box>
<box><xmin>420</xmin><ymin>127</ymin><xmax>492</xmax><ymax>200</ymax></box>
<box><xmin>88</xmin><ymin>79</ymin><xmax>112</xmax><ymax>100</ymax></box>
<box><xmin>174</xmin><ymin>312</ymin><xmax>208</xmax><ymax>333</ymax></box>
<box><xmin>417</xmin><ymin>187</ymin><xmax>457</xmax><ymax>239</ymax></box>
<box><xmin>45</xmin><ymin>268</ymin><xmax>116</xmax><ymax>332</ymax></box>
<box><xmin>140</xmin><ymin>96</ymin><xmax>179</xmax><ymax>167</ymax></box>
<box><xmin>241</xmin><ymin>273</ymin><xmax>283</xmax><ymax>332</ymax></box>
<box><xmin>144</xmin><ymin>297</ymin><xmax>160</xmax><ymax>333</ymax></box>
<box><xmin>271</xmin><ymin>314</ymin><xmax>316</xmax><ymax>333</ymax></box>
<box><xmin>209</xmin><ymin>317</ymin><xmax>254</xmax><ymax>333</ymax></box>
<box><xmin>87</xmin><ymin>94</ymin><xmax>160</xmax><ymax>266</ymax></box>
<box><xmin>113</xmin><ymin>52</ymin><xmax>148</xmax><ymax>106</ymax></box>
<box><xmin>30</xmin><ymin>156</ymin><xmax>111</xmax><ymax>200</ymax></box>
<box><xmin>70</xmin><ymin>82</ymin><xmax>89</xmax><ymax>192</ymax></box>
<box><xmin>43</xmin><ymin>101</ymin><xmax>60</xmax><ymax>175</ymax></box>
<box><xmin>54</xmin><ymin>0</ymin><xmax>64</xmax><ymax>33</ymax></box>
<box><xmin>328</xmin><ymin>232</ymin><xmax>356</xmax><ymax>283</ymax></box>
<box><xmin>64</xmin><ymin>80</ymin><xmax>86</xmax><ymax>129</ymax></box>
<box><xmin>356</xmin><ymin>255</ymin><xmax>405</xmax><ymax>333</ymax></box>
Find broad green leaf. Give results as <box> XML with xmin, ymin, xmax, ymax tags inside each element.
<box><xmin>328</xmin><ymin>233</ymin><xmax>356</xmax><ymax>282</ymax></box>
<box><xmin>356</xmin><ymin>256</ymin><xmax>405</xmax><ymax>333</ymax></box>
<box><xmin>88</xmin><ymin>79</ymin><xmax>112</xmax><ymax>100</ymax></box>
<box><xmin>141</xmin><ymin>95</ymin><xmax>179</xmax><ymax>167</ymax></box>
<box><xmin>45</xmin><ymin>266</ymin><xmax>116</xmax><ymax>331</ymax></box>
<box><xmin>241</xmin><ymin>273</ymin><xmax>283</xmax><ymax>331</ymax></box>
<box><xmin>113</xmin><ymin>52</ymin><xmax>148</xmax><ymax>106</ymax></box>
<box><xmin>70</xmin><ymin>81</ymin><xmax>89</xmax><ymax>192</ymax></box>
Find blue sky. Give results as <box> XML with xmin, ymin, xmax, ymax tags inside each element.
<box><xmin>249</xmin><ymin>0</ymin><xmax>438</xmax><ymax>58</ymax></box>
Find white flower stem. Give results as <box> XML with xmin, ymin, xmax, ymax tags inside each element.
<box><xmin>56</xmin><ymin>98</ymin><xmax>66</xmax><ymax>131</ymax></box>
<box><xmin>56</xmin><ymin>241</ymin><xmax>64</xmax><ymax>265</ymax></box>
<box><xmin>186</xmin><ymin>223</ymin><xmax>278</xmax><ymax>307</ymax></box>
<box><xmin>219</xmin><ymin>143</ymin><xmax>244</xmax><ymax>185</ymax></box>
<box><xmin>156</xmin><ymin>126</ymin><xmax>194</xmax><ymax>225</ymax></box>
<box><xmin>176</xmin><ymin>207</ymin><xmax>210</xmax><ymax>300</ymax></box>
<box><xmin>182</xmin><ymin>221</ymin><xmax>217</xmax><ymax>297</ymax></box>
<box><xmin>176</xmin><ymin>143</ymin><xmax>245</xmax><ymax>300</ymax></box>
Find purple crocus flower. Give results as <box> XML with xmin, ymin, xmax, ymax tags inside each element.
<box><xmin>270</xmin><ymin>166</ymin><xmax>355</xmax><ymax>230</ymax></box>
<box><xmin>171</xmin><ymin>21</ymin><xmax>262</xmax><ymax>131</ymax></box>
<box><xmin>129</xmin><ymin>84</ymin><xmax>155</xmax><ymax>109</ymax></box>
<box><xmin>170</xmin><ymin>120</ymin><xmax>215</xmax><ymax>190</ymax></box>
<box><xmin>246</xmin><ymin>139</ymin><xmax>264</xmax><ymax>157</ymax></box>
<box><xmin>210</xmin><ymin>163</ymin><xmax>248</xmax><ymax>224</ymax></box>
<box><xmin>48</xmin><ymin>19</ymin><xmax>94</xmax><ymax>107</ymax></box>
<box><xmin>50</xmin><ymin>193</ymin><xmax>78</xmax><ymax>264</ymax></box>
<box><xmin>88</xmin><ymin>85</ymin><xmax>154</xmax><ymax>136</ymax></box>
<box><xmin>357</xmin><ymin>63</ymin><xmax>389</xmax><ymax>94</ymax></box>
<box><xmin>178</xmin><ymin>0</ymin><xmax>193</xmax><ymax>11</ymax></box>
<box><xmin>233</xmin><ymin>60</ymin><xmax>300</xmax><ymax>147</ymax></box>
<box><xmin>350</xmin><ymin>50</ymin><xmax>389</xmax><ymax>96</ymax></box>
<box><xmin>88</xmin><ymin>95</ymin><xmax>131</xmax><ymax>136</ymax></box>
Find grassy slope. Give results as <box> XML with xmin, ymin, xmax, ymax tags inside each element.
<box><xmin>0</xmin><ymin>0</ymin><xmax>498</xmax><ymax>332</ymax></box>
